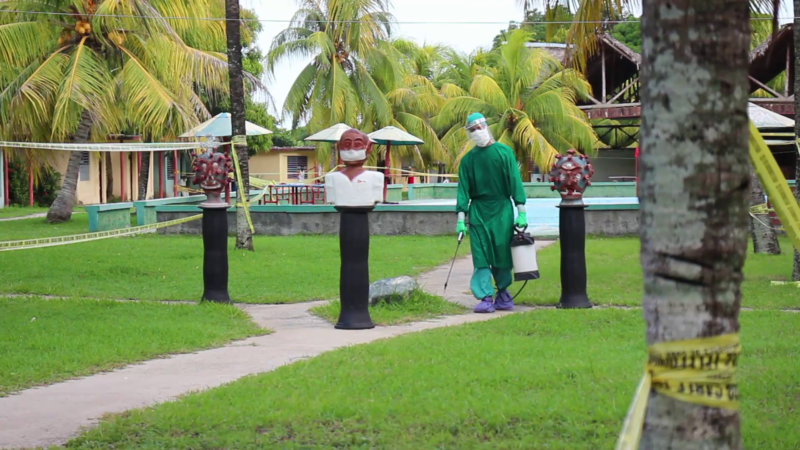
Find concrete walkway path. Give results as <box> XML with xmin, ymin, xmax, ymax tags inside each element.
<box><xmin>0</xmin><ymin>242</ymin><xmax>555</xmax><ymax>449</ymax></box>
<box><xmin>418</xmin><ymin>240</ymin><xmax>556</xmax><ymax>309</ymax></box>
<box><xmin>0</xmin><ymin>212</ymin><xmax>85</xmax><ymax>222</ymax></box>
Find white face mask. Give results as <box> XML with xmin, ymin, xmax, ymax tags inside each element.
<box><xmin>469</xmin><ymin>128</ymin><xmax>493</xmax><ymax>147</ymax></box>
<box><xmin>340</xmin><ymin>149</ymin><xmax>367</xmax><ymax>162</ymax></box>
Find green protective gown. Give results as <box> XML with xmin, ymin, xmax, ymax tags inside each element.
<box><xmin>456</xmin><ymin>142</ymin><xmax>527</xmax><ymax>271</ymax></box>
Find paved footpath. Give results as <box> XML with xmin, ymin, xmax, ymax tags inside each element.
<box><xmin>0</xmin><ymin>241</ymin><xmax>555</xmax><ymax>450</ymax></box>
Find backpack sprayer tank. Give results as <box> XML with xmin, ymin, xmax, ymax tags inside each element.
<box><xmin>510</xmin><ymin>226</ymin><xmax>540</xmax><ymax>281</ymax></box>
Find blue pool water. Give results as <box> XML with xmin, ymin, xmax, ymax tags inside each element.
<box><xmin>404</xmin><ymin>197</ymin><xmax>638</xmax><ymax>235</ymax></box>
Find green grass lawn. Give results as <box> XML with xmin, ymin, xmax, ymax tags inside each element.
<box><xmin>310</xmin><ymin>290</ymin><xmax>467</xmax><ymax>326</ymax></box>
<box><xmin>0</xmin><ymin>297</ymin><xmax>266</xmax><ymax>396</ymax></box>
<box><xmin>513</xmin><ymin>237</ymin><xmax>800</xmax><ymax>310</ymax></box>
<box><xmin>0</xmin><ymin>206</ymin><xmax>50</xmax><ymax>219</ymax></box>
<box><xmin>0</xmin><ymin>213</ymin><xmax>95</xmax><ymax>240</ymax></box>
<box><xmin>0</xmin><ymin>233</ymin><xmax>457</xmax><ymax>304</ymax></box>
<box><xmin>57</xmin><ymin>309</ymin><xmax>800</xmax><ymax>450</ymax></box>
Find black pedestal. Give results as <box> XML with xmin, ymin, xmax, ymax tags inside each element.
<box><xmin>200</xmin><ymin>204</ymin><xmax>232</xmax><ymax>304</ymax></box>
<box><xmin>557</xmin><ymin>204</ymin><xmax>592</xmax><ymax>309</ymax></box>
<box><xmin>335</xmin><ymin>206</ymin><xmax>375</xmax><ymax>330</ymax></box>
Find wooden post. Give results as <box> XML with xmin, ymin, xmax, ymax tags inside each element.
<box><xmin>158</xmin><ymin>151</ymin><xmax>164</xmax><ymax>198</ymax></box>
<box><xmin>120</xmin><ymin>142</ymin><xmax>125</xmax><ymax>201</ymax></box>
<box><xmin>383</xmin><ymin>142</ymin><xmax>392</xmax><ymax>203</ymax></box>
<box><xmin>28</xmin><ymin>160</ymin><xmax>33</xmax><ymax>206</ymax></box>
<box><xmin>173</xmin><ymin>150</ymin><xmax>179</xmax><ymax>197</ymax></box>
<box><xmin>3</xmin><ymin>150</ymin><xmax>9</xmax><ymax>207</ymax></box>
<box><xmin>601</xmin><ymin>43</ymin><xmax>607</xmax><ymax>103</ymax></box>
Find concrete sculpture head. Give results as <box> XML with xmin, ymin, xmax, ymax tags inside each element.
<box><xmin>324</xmin><ymin>128</ymin><xmax>384</xmax><ymax>207</ymax></box>
<box><xmin>548</xmin><ymin>149</ymin><xmax>594</xmax><ymax>202</ymax></box>
<box><xmin>192</xmin><ymin>149</ymin><xmax>232</xmax><ymax>205</ymax></box>
<box><xmin>338</xmin><ymin>129</ymin><xmax>373</xmax><ymax>170</ymax></box>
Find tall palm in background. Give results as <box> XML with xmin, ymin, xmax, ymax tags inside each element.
<box><xmin>435</xmin><ymin>29</ymin><xmax>597</xmax><ymax>176</ymax></box>
<box><xmin>0</xmin><ymin>0</ymin><xmax>233</xmax><ymax>222</ymax></box>
<box><xmin>225</xmin><ymin>0</ymin><xmax>253</xmax><ymax>251</ymax></box>
<box><xmin>267</xmin><ymin>0</ymin><xmax>400</xmax><ymax>168</ymax></box>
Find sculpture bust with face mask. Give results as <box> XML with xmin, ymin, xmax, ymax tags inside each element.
<box><xmin>324</xmin><ymin>128</ymin><xmax>384</xmax><ymax>207</ymax></box>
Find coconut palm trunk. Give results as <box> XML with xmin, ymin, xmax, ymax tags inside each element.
<box><xmin>138</xmin><ymin>152</ymin><xmax>151</xmax><ymax>201</ymax></box>
<box><xmin>749</xmin><ymin>167</ymin><xmax>781</xmax><ymax>253</ymax></box>
<box><xmin>226</xmin><ymin>0</ymin><xmax>254</xmax><ymax>251</ymax></box>
<box><xmin>637</xmin><ymin>0</ymin><xmax>750</xmax><ymax>448</ymax></box>
<box><xmin>46</xmin><ymin>111</ymin><xmax>93</xmax><ymax>223</ymax></box>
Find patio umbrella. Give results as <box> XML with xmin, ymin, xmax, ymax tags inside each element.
<box><xmin>179</xmin><ymin>112</ymin><xmax>273</xmax><ymax>138</ymax></box>
<box><xmin>368</xmin><ymin>126</ymin><xmax>424</xmax><ymax>203</ymax></box>
<box><xmin>180</xmin><ymin>112</ymin><xmax>272</xmax><ymax>200</ymax></box>
<box><xmin>304</xmin><ymin>123</ymin><xmax>375</xmax><ymax>170</ymax></box>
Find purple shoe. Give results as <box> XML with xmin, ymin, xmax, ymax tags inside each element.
<box><xmin>495</xmin><ymin>290</ymin><xmax>514</xmax><ymax>311</ymax></box>
<box><xmin>474</xmin><ymin>296</ymin><xmax>496</xmax><ymax>313</ymax></box>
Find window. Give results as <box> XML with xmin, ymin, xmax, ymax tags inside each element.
<box><xmin>287</xmin><ymin>156</ymin><xmax>308</xmax><ymax>180</ymax></box>
<box><xmin>166</xmin><ymin>154</ymin><xmax>175</xmax><ymax>181</ymax></box>
<box><xmin>79</xmin><ymin>152</ymin><xmax>90</xmax><ymax>181</ymax></box>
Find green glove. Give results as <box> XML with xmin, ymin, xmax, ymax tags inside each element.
<box><xmin>514</xmin><ymin>212</ymin><xmax>527</xmax><ymax>228</ymax></box>
<box><xmin>457</xmin><ymin>220</ymin><xmax>467</xmax><ymax>234</ymax></box>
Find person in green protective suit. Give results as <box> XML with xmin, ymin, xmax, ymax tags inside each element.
<box><xmin>456</xmin><ymin>112</ymin><xmax>528</xmax><ymax>313</ymax></box>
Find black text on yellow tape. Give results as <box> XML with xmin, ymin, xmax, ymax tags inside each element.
<box><xmin>616</xmin><ymin>333</ymin><xmax>740</xmax><ymax>450</ymax></box>
<box><xmin>0</xmin><ymin>214</ymin><xmax>202</xmax><ymax>252</ymax></box>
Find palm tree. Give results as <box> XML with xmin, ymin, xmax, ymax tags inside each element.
<box><xmin>434</xmin><ymin>28</ymin><xmax>598</xmax><ymax>177</ymax></box>
<box><xmin>225</xmin><ymin>0</ymin><xmax>253</xmax><ymax>251</ymax></box>
<box><xmin>267</xmin><ymin>0</ymin><xmax>399</xmax><ymax>167</ymax></box>
<box><xmin>357</xmin><ymin>40</ymin><xmax>451</xmax><ymax>171</ymax></box>
<box><xmin>0</xmin><ymin>0</ymin><xmax>233</xmax><ymax>222</ymax></box>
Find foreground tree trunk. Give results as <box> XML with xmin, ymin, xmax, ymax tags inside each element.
<box><xmin>749</xmin><ymin>167</ymin><xmax>781</xmax><ymax>254</ymax></box>
<box><xmin>792</xmin><ymin>0</ymin><xmax>800</xmax><ymax>280</ymax></box>
<box><xmin>638</xmin><ymin>1</ymin><xmax>750</xmax><ymax>448</ymax></box>
<box><xmin>47</xmin><ymin>111</ymin><xmax>93</xmax><ymax>223</ymax></box>
<box><xmin>226</xmin><ymin>0</ymin><xmax>254</xmax><ymax>251</ymax></box>
<box><xmin>138</xmin><ymin>152</ymin><xmax>151</xmax><ymax>201</ymax></box>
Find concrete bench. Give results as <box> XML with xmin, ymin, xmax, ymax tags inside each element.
<box><xmin>134</xmin><ymin>195</ymin><xmax>207</xmax><ymax>226</ymax></box>
<box><xmin>85</xmin><ymin>202</ymin><xmax>134</xmax><ymax>232</ymax></box>
<box><xmin>133</xmin><ymin>190</ymin><xmax>263</xmax><ymax>226</ymax></box>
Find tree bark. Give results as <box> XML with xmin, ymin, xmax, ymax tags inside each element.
<box><xmin>226</xmin><ymin>0</ymin><xmax>254</xmax><ymax>251</ymax></box>
<box><xmin>792</xmin><ymin>0</ymin><xmax>800</xmax><ymax>280</ymax></box>
<box><xmin>105</xmin><ymin>152</ymin><xmax>114</xmax><ymax>202</ymax></box>
<box><xmin>47</xmin><ymin>110</ymin><xmax>93</xmax><ymax>223</ymax></box>
<box><xmin>749</xmin><ymin>167</ymin><xmax>781</xmax><ymax>254</ymax></box>
<box><xmin>638</xmin><ymin>1</ymin><xmax>750</xmax><ymax>449</ymax></box>
<box><xmin>138</xmin><ymin>152</ymin><xmax>151</xmax><ymax>201</ymax></box>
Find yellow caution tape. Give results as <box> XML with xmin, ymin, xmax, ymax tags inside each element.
<box><xmin>616</xmin><ymin>333</ymin><xmax>740</xmax><ymax>450</ymax></box>
<box><xmin>229</xmin><ymin>146</ymin><xmax>255</xmax><ymax>234</ymax></box>
<box><xmin>0</xmin><ymin>214</ymin><xmax>203</xmax><ymax>252</ymax></box>
<box><xmin>232</xmin><ymin>135</ymin><xmax>247</xmax><ymax>146</ymax></box>
<box><xmin>750</xmin><ymin>121</ymin><xmax>800</xmax><ymax>250</ymax></box>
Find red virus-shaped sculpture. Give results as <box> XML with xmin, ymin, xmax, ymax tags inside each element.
<box><xmin>192</xmin><ymin>149</ymin><xmax>232</xmax><ymax>204</ymax></box>
<box><xmin>548</xmin><ymin>149</ymin><xmax>594</xmax><ymax>200</ymax></box>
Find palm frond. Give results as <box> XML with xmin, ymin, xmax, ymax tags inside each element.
<box><xmin>52</xmin><ymin>37</ymin><xmax>117</xmax><ymax>140</ymax></box>
<box><xmin>0</xmin><ymin>21</ymin><xmax>58</xmax><ymax>69</ymax></box>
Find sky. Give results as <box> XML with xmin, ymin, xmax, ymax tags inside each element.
<box><xmin>245</xmin><ymin>0</ymin><xmax>793</xmax><ymax>128</ymax></box>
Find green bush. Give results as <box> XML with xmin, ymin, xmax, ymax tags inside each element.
<box><xmin>7</xmin><ymin>159</ymin><xmax>61</xmax><ymax>207</ymax></box>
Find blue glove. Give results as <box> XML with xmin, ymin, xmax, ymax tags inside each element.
<box><xmin>514</xmin><ymin>211</ymin><xmax>527</xmax><ymax>228</ymax></box>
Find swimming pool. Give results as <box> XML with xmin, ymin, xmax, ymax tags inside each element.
<box><xmin>403</xmin><ymin>197</ymin><xmax>639</xmax><ymax>235</ymax></box>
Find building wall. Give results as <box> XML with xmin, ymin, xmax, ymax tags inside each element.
<box><xmin>590</xmin><ymin>149</ymin><xmax>637</xmax><ymax>182</ymax></box>
<box><xmin>250</xmin><ymin>151</ymin><xmax>319</xmax><ymax>184</ymax></box>
<box><xmin>49</xmin><ymin>148</ymin><xmax>180</xmax><ymax>205</ymax></box>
